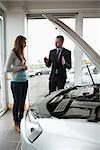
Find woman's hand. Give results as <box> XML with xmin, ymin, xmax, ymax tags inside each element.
<box><xmin>22</xmin><ymin>64</ymin><xmax>28</xmax><ymax>70</ymax></box>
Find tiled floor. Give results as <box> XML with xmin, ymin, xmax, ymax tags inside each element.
<box><xmin>0</xmin><ymin>110</ymin><xmax>21</xmax><ymax>150</ymax></box>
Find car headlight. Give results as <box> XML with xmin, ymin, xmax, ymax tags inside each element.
<box><xmin>25</xmin><ymin>110</ymin><xmax>43</xmax><ymax>143</ymax></box>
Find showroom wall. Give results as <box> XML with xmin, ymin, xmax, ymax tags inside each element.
<box><xmin>5</xmin><ymin>10</ymin><xmax>26</xmax><ymax>54</ymax></box>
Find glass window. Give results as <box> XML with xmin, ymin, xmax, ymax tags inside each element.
<box><xmin>27</xmin><ymin>17</ymin><xmax>75</xmax><ymax>102</ymax></box>
<box><xmin>82</xmin><ymin>18</ymin><xmax>100</xmax><ymax>85</ymax></box>
<box><xmin>28</xmin><ymin>18</ymin><xmax>75</xmax><ymax>66</ymax></box>
<box><xmin>83</xmin><ymin>18</ymin><xmax>100</xmax><ymax>55</ymax></box>
<box><xmin>0</xmin><ymin>15</ymin><xmax>7</xmax><ymax>115</ymax></box>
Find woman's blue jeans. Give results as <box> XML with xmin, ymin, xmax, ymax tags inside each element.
<box><xmin>11</xmin><ymin>81</ymin><xmax>28</xmax><ymax>123</ymax></box>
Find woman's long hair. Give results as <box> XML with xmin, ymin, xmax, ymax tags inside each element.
<box><xmin>13</xmin><ymin>35</ymin><xmax>26</xmax><ymax>62</ymax></box>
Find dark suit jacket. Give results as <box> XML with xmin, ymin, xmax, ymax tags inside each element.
<box><xmin>46</xmin><ymin>48</ymin><xmax>71</xmax><ymax>80</ymax></box>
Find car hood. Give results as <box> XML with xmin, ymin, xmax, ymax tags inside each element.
<box><xmin>43</xmin><ymin>14</ymin><xmax>100</xmax><ymax>72</ymax></box>
<box><xmin>35</xmin><ymin>118</ymin><xmax>100</xmax><ymax>150</ymax></box>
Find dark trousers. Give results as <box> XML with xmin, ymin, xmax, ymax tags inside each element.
<box><xmin>11</xmin><ymin>81</ymin><xmax>28</xmax><ymax>123</ymax></box>
<box><xmin>49</xmin><ymin>77</ymin><xmax>66</xmax><ymax>93</ymax></box>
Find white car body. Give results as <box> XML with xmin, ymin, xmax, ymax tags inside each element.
<box><xmin>21</xmin><ymin>85</ymin><xmax>100</xmax><ymax>150</ymax></box>
<box><xmin>21</xmin><ymin>117</ymin><xmax>100</xmax><ymax>150</ymax></box>
<box><xmin>21</xmin><ymin>14</ymin><xmax>100</xmax><ymax>150</ymax></box>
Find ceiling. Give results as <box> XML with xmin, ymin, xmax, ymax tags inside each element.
<box><xmin>0</xmin><ymin>0</ymin><xmax>99</xmax><ymax>13</ymax></box>
<box><xmin>0</xmin><ymin>0</ymin><xmax>98</xmax><ymax>1</ymax></box>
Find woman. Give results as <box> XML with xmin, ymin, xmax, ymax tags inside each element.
<box><xmin>4</xmin><ymin>35</ymin><xmax>28</xmax><ymax>133</ymax></box>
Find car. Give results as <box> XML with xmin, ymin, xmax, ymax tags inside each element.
<box><xmin>28</xmin><ymin>70</ymin><xmax>35</xmax><ymax>77</ymax></box>
<box><xmin>35</xmin><ymin>68</ymin><xmax>51</xmax><ymax>76</ymax></box>
<box><xmin>20</xmin><ymin>14</ymin><xmax>100</xmax><ymax>150</ymax></box>
<box><xmin>66</xmin><ymin>66</ymin><xmax>100</xmax><ymax>87</ymax></box>
<box><xmin>82</xmin><ymin>65</ymin><xmax>99</xmax><ymax>75</ymax></box>
<box><xmin>28</xmin><ymin>68</ymin><xmax>50</xmax><ymax>77</ymax></box>
<box><xmin>21</xmin><ymin>85</ymin><xmax>100</xmax><ymax>150</ymax></box>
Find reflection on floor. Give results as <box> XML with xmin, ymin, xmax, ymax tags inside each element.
<box><xmin>0</xmin><ymin>110</ymin><xmax>21</xmax><ymax>150</ymax></box>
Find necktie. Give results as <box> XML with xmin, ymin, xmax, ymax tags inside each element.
<box><xmin>57</xmin><ymin>49</ymin><xmax>60</xmax><ymax>56</ymax></box>
<box><xmin>55</xmin><ymin>49</ymin><xmax>61</xmax><ymax>74</ymax></box>
<box><xmin>56</xmin><ymin>49</ymin><xmax>61</xmax><ymax>61</ymax></box>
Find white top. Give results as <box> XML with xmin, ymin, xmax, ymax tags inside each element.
<box><xmin>4</xmin><ymin>51</ymin><xmax>28</xmax><ymax>82</ymax></box>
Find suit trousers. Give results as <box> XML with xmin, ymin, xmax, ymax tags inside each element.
<box><xmin>49</xmin><ymin>76</ymin><xmax>66</xmax><ymax>93</ymax></box>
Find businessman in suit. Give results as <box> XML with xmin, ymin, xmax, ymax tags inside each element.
<box><xmin>44</xmin><ymin>35</ymin><xmax>71</xmax><ymax>94</ymax></box>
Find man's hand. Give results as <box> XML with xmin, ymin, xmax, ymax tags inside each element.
<box><xmin>44</xmin><ymin>57</ymin><xmax>48</xmax><ymax>63</ymax></box>
<box><xmin>61</xmin><ymin>56</ymin><xmax>66</xmax><ymax>65</ymax></box>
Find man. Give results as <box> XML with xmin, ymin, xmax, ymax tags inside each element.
<box><xmin>44</xmin><ymin>35</ymin><xmax>71</xmax><ymax>94</ymax></box>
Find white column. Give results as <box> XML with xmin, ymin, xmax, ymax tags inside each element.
<box><xmin>74</xmin><ymin>13</ymin><xmax>83</xmax><ymax>85</ymax></box>
<box><xmin>5</xmin><ymin>10</ymin><xmax>26</xmax><ymax>53</ymax></box>
<box><xmin>5</xmin><ymin>10</ymin><xmax>29</xmax><ymax>109</ymax></box>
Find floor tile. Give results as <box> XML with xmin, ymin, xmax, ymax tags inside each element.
<box><xmin>0</xmin><ymin>110</ymin><xmax>21</xmax><ymax>150</ymax></box>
